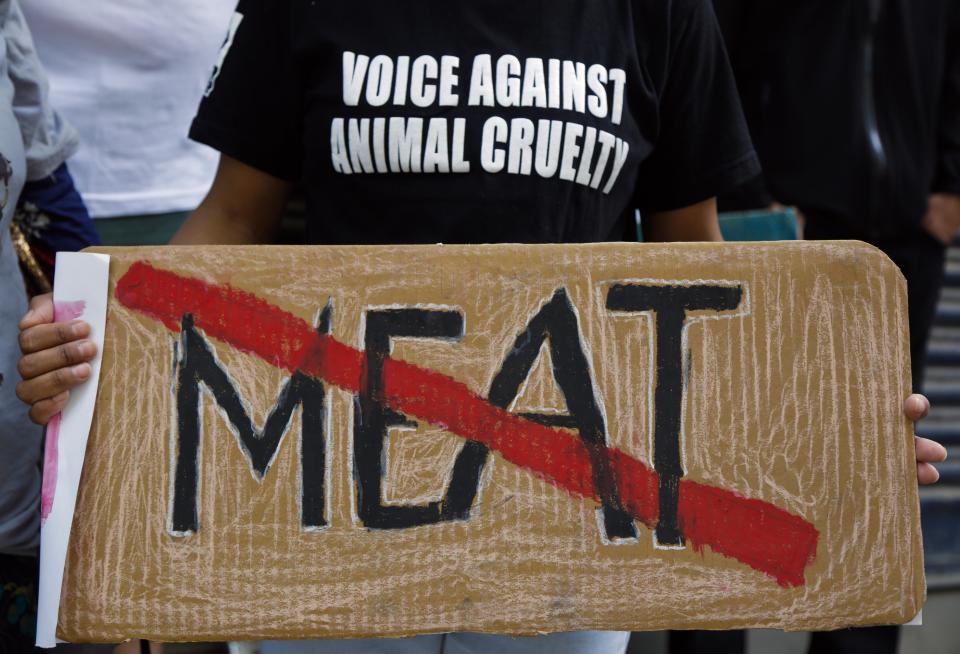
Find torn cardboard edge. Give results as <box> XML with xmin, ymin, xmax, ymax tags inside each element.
<box><xmin>36</xmin><ymin>252</ymin><xmax>110</xmax><ymax>648</ymax></box>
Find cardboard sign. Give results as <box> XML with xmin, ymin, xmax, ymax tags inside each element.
<box><xmin>55</xmin><ymin>242</ymin><xmax>924</xmax><ymax>642</ymax></box>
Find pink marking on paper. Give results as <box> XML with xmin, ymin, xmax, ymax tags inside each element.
<box><xmin>53</xmin><ymin>300</ymin><xmax>86</xmax><ymax>322</ymax></box>
<box><xmin>40</xmin><ymin>414</ymin><xmax>62</xmax><ymax>524</ymax></box>
<box><xmin>41</xmin><ymin>300</ymin><xmax>86</xmax><ymax>524</ymax></box>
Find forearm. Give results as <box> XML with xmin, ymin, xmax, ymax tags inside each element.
<box><xmin>170</xmin><ymin>200</ymin><xmax>276</xmax><ymax>245</ymax></box>
<box><xmin>643</xmin><ymin>197</ymin><xmax>723</xmax><ymax>242</ymax></box>
<box><xmin>170</xmin><ymin>154</ymin><xmax>292</xmax><ymax>246</ymax></box>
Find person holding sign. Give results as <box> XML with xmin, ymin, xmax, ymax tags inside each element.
<box><xmin>14</xmin><ymin>0</ymin><xmax>948</xmax><ymax>652</ymax></box>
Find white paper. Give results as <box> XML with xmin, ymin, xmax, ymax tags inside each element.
<box><xmin>905</xmin><ymin>609</ymin><xmax>922</xmax><ymax>626</ymax></box>
<box><xmin>36</xmin><ymin>252</ymin><xmax>110</xmax><ymax>648</ymax></box>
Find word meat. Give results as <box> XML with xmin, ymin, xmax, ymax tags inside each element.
<box><xmin>115</xmin><ymin>261</ymin><xmax>820</xmax><ymax>587</ymax></box>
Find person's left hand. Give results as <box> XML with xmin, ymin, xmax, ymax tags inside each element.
<box><xmin>905</xmin><ymin>394</ymin><xmax>948</xmax><ymax>484</ymax></box>
<box><xmin>921</xmin><ymin>193</ymin><xmax>960</xmax><ymax>245</ymax></box>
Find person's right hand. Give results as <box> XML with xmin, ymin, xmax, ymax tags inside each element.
<box><xmin>16</xmin><ymin>293</ymin><xmax>97</xmax><ymax>425</ymax></box>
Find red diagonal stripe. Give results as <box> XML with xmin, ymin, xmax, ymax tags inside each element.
<box><xmin>115</xmin><ymin>260</ymin><xmax>819</xmax><ymax>587</ymax></box>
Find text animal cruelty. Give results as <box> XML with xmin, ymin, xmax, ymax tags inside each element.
<box><xmin>330</xmin><ymin>52</ymin><xmax>632</xmax><ymax>193</ymax></box>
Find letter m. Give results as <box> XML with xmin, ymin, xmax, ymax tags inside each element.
<box><xmin>170</xmin><ymin>310</ymin><xmax>329</xmax><ymax>536</ymax></box>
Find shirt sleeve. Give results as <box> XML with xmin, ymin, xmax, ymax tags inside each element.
<box><xmin>933</xmin><ymin>0</ymin><xmax>960</xmax><ymax>196</ymax></box>
<box><xmin>5</xmin><ymin>0</ymin><xmax>79</xmax><ymax>181</ymax></box>
<box><xmin>189</xmin><ymin>0</ymin><xmax>303</xmax><ymax>181</ymax></box>
<box><xmin>633</xmin><ymin>0</ymin><xmax>760</xmax><ymax>213</ymax></box>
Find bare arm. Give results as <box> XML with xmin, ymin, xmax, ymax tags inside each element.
<box><xmin>643</xmin><ymin>196</ymin><xmax>724</xmax><ymax>242</ymax></box>
<box><xmin>171</xmin><ymin>154</ymin><xmax>292</xmax><ymax>245</ymax></box>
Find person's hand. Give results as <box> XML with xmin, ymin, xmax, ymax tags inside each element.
<box><xmin>15</xmin><ymin>293</ymin><xmax>97</xmax><ymax>425</ymax></box>
<box><xmin>904</xmin><ymin>394</ymin><xmax>948</xmax><ymax>485</ymax></box>
<box><xmin>921</xmin><ymin>193</ymin><xmax>960</xmax><ymax>245</ymax></box>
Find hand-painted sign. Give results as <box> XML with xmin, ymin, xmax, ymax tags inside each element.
<box><xmin>56</xmin><ymin>243</ymin><xmax>923</xmax><ymax>642</ymax></box>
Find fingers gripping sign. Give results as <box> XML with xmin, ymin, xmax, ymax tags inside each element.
<box><xmin>16</xmin><ymin>293</ymin><xmax>96</xmax><ymax>425</ymax></box>
<box><xmin>906</xmin><ymin>393</ymin><xmax>948</xmax><ymax>485</ymax></box>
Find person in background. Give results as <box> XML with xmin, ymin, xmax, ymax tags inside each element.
<box><xmin>0</xmin><ymin>0</ymin><xmax>87</xmax><ymax>650</ymax></box>
<box><xmin>19</xmin><ymin>0</ymin><xmax>238</xmax><ymax>246</ymax></box>
<box><xmin>667</xmin><ymin>1</ymin><xmax>959</xmax><ymax>653</ymax></box>
<box><xmin>713</xmin><ymin>0</ymin><xmax>960</xmax><ymax>392</ymax></box>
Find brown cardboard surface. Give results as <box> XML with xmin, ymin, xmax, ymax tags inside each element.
<box><xmin>58</xmin><ymin>242</ymin><xmax>924</xmax><ymax>641</ymax></box>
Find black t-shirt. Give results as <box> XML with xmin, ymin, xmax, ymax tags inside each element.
<box><xmin>191</xmin><ymin>0</ymin><xmax>759</xmax><ymax>245</ymax></box>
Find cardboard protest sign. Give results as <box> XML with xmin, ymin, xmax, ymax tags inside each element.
<box><xmin>50</xmin><ymin>242</ymin><xmax>923</xmax><ymax>642</ymax></box>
